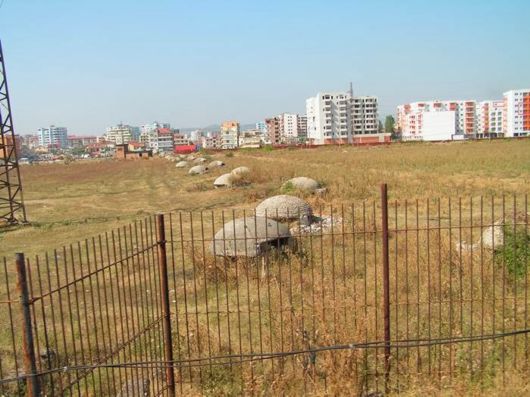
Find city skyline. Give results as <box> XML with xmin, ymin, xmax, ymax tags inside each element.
<box><xmin>1</xmin><ymin>0</ymin><xmax>529</xmax><ymax>135</ymax></box>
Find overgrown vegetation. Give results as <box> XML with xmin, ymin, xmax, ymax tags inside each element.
<box><xmin>280</xmin><ymin>180</ymin><xmax>295</xmax><ymax>193</ymax></box>
<box><xmin>2</xmin><ymin>138</ymin><xmax>530</xmax><ymax>258</ymax></box>
<box><xmin>1</xmin><ymin>139</ymin><xmax>530</xmax><ymax>395</ymax></box>
<box><xmin>497</xmin><ymin>225</ymin><xmax>530</xmax><ymax>279</ymax></box>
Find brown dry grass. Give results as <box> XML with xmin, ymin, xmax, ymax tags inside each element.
<box><xmin>2</xmin><ymin>138</ymin><xmax>529</xmax><ymax>258</ymax></box>
<box><xmin>1</xmin><ymin>139</ymin><xmax>530</xmax><ymax>396</ymax></box>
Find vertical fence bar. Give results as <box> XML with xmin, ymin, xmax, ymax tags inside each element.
<box><xmin>156</xmin><ymin>214</ymin><xmax>176</xmax><ymax>395</ymax></box>
<box><xmin>15</xmin><ymin>253</ymin><xmax>40</xmax><ymax>397</ymax></box>
<box><xmin>380</xmin><ymin>184</ymin><xmax>391</xmax><ymax>392</ymax></box>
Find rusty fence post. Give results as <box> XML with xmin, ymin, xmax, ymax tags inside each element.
<box><xmin>15</xmin><ymin>253</ymin><xmax>40</xmax><ymax>397</ymax></box>
<box><xmin>156</xmin><ymin>214</ymin><xmax>176</xmax><ymax>395</ymax></box>
<box><xmin>380</xmin><ymin>184</ymin><xmax>391</xmax><ymax>392</ymax></box>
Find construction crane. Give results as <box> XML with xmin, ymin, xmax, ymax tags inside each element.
<box><xmin>0</xmin><ymin>39</ymin><xmax>27</xmax><ymax>225</ymax></box>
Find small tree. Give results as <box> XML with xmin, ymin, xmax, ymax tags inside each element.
<box><xmin>384</xmin><ymin>115</ymin><xmax>395</xmax><ymax>134</ymax></box>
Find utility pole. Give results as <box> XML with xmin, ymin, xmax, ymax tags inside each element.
<box><xmin>0</xmin><ymin>40</ymin><xmax>27</xmax><ymax>225</ymax></box>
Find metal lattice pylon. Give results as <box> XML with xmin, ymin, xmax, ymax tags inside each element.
<box><xmin>0</xmin><ymin>40</ymin><xmax>27</xmax><ymax>225</ymax></box>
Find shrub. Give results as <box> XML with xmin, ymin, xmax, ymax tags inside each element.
<box><xmin>281</xmin><ymin>181</ymin><xmax>295</xmax><ymax>194</ymax></box>
<box><xmin>496</xmin><ymin>226</ymin><xmax>530</xmax><ymax>279</ymax></box>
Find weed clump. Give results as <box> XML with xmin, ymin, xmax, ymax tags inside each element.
<box><xmin>496</xmin><ymin>225</ymin><xmax>530</xmax><ymax>279</ymax></box>
<box><xmin>281</xmin><ymin>181</ymin><xmax>295</xmax><ymax>194</ymax></box>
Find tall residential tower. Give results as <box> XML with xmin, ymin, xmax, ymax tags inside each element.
<box><xmin>306</xmin><ymin>90</ymin><xmax>382</xmax><ymax>145</ymax></box>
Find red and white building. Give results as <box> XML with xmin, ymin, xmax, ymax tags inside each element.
<box><xmin>503</xmin><ymin>89</ymin><xmax>530</xmax><ymax>138</ymax></box>
<box><xmin>477</xmin><ymin>100</ymin><xmax>504</xmax><ymax>137</ymax></box>
<box><xmin>397</xmin><ymin>100</ymin><xmax>476</xmax><ymax>141</ymax></box>
<box><xmin>398</xmin><ymin>89</ymin><xmax>530</xmax><ymax>141</ymax></box>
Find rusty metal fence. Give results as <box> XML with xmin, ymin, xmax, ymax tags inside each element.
<box><xmin>1</xmin><ymin>186</ymin><xmax>529</xmax><ymax>395</ymax></box>
<box><xmin>0</xmin><ymin>216</ymin><xmax>170</xmax><ymax>396</ymax></box>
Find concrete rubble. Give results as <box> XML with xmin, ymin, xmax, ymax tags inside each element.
<box><xmin>290</xmin><ymin>215</ymin><xmax>343</xmax><ymax>235</ymax></box>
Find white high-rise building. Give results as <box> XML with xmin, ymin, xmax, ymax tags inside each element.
<box><xmin>352</xmin><ymin>97</ymin><xmax>379</xmax><ymax>135</ymax></box>
<box><xmin>306</xmin><ymin>91</ymin><xmax>381</xmax><ymax>145</ymax></box>
<box><xmin>503</xmin><ymin>89</ymin><xmax>530</xmax><ymax>137</ymax></box>
<box><xmin>105</xmin><ymin>124</ymin><xmax>140</xmax><ymax>145</ymax></box>
<box><xmin>38</xmin><ymin>125</ymin><xmax>68</xmax><ymax>148</ymax></box>
<box><xmin>279</xmin><ymin>113</ymin><xmax>307</xmax><ymax>144</ymax></box>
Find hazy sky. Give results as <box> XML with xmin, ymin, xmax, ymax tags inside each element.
<box><xmin>1</xmin><ymin>0</ymin><xmax>529</xmax><ymax>135</ymax></box>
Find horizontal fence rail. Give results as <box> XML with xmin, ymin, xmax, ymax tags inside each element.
<box><xmin>1</xmin><ymin>188</ymin><xmax>529</xmax><ymax>395</ymax></box>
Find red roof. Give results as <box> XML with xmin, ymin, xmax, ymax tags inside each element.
<box><xmin>174</xmin><ymin>145</ymin><xmax>196</xmax><ymax>154</ymax></box>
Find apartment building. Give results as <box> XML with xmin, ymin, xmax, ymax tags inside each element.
<box><xmin>306</xmin><ymin>91</ymin><xmax>382</xmax><ymax>145</ymax></box>
<box><xmin>352</xmin><ymin>97</ymin><xmax>379</xmax><ymax>136</ymax></box>
<box><xmin>398</xmin><ymin>89</ymin><xmax>530</xmax><ymax>140</ymax></box>
<box><xmin>141</xmin><ymin>122</ymin><xmax>170</xmax><ymax>133</ymax></box>
<box><xmin>297</xmin><ymin>115</ymin><xmax>307</xmax><ymax>142</ymax></box>
<box><xmin>239</xmin><ymin>130</ymin><xmax>262</xmax><ymax>148</ymax></box>
<box><xmin>220</xmin><ymin>121</ymin><xmax>240</xmax><ymax>149</ymax></box>
<box><xmin>200</xmin><ymin>134</ymin><xmax>220</xmax><ymax>149</ymax></box>
<box><xmin>21</xmin><ymin>134</ymin><xmax>41</xmax><ymax>150</ymax></box>
<box><xmin>503</xmin><ymin>89</ymin><xmax>530</xmax><ymax>137</ymax></box>
<box><xmin>105</xmin><ymin>124</ymin><xmax>140</xmax><ymax>145</ymax></box>
<box><xmin>189</xmin><ymin>130</ymin><xmax>202</xmax><ymax>144</ymax></box>
<box><xmin>156</xmin><ymin>128</ymin><xmax>175</xmax><ymax>153</ymax></box>
<box><xmin>263</xmin><ymin>113</ymin><xmax>307</xmax><ymax>145</ymax></box>
<box><xmin>255</xmin><ymin>121</ymin><xmax>267</xmax><ymax>134</ymax></box>
<box><xmin>265</xmin><ymin>117</ymin><xmax>281</xmax><ymax>144</ymax></box>
<box><xmin>67</xmin><ymin>135</ymin><xmax>98</xmax><ymax>148</ymax></box>
<box><xmin>174</xmin><ymin>134</ymin><xmax>191</xmax><ymax>146</ymax></box>
<box><xmin>38</xmin><ymin>125</ymin><xmax>68</xmax><ymax>148</ymax></box>
<box><xmin>139</xmin><ymin>122</ymin><xmax>173</xmax><ymax>151</ymax></box>
<box><xmin>477</xmin><ymin>100</ymin><xmax>504</xmax><ymax>137</ymax></box>
<box><xmin>397</xmin><ymin>100</ymin><xmax>477</xmax><ymax>141</ymax></box>
<box><xmin>278</xmin><ymin>113</ymin><xmax>307</xmax><ymax>144</ymax></box>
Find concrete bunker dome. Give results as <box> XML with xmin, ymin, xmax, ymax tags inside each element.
<box><xmin>210</xmin><ymin>217</ymin><xmax>292</xmax><ymax>257</ymax></box>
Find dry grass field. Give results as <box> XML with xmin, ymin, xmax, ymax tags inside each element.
<box><xmin>1</xmin><ymin>138</ymin><xmax>529</xmax><ymax>258</ymax></box>
<box><xmin>1</xmin><ymin>139</ymin><xmax>530</xmax><ymax>396</ymax></box>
